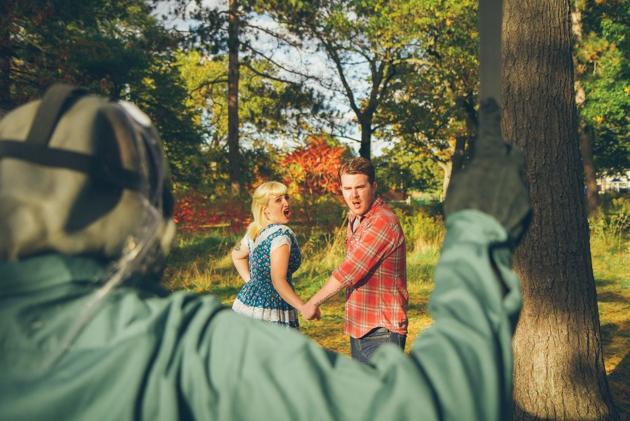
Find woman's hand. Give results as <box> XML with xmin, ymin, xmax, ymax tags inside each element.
<box><xmin>300</xmin><ymin>301</ymin><xmax>321</xmax><ymax>321</ymax></box>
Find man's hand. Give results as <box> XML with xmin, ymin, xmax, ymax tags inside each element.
<box><xmin>300</xmin><ymin>301</ymin><xmax>321</xmax><ymax>321</ymax></box>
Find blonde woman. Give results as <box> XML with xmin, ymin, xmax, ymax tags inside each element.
<box><xmin>231</xmin><ymin>181</ymin><xmax>316</xmax><ymax>328</ymax></box>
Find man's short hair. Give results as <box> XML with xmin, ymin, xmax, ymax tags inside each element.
<box><xmin>339</xmin><ymin>157</ymin><xmax>375</xmax><ymax>184</ymax></box>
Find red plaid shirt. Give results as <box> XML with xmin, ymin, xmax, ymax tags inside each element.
<box><xmin>332</xmin><ymin>197</ymin><xmax>408</xmax><ymax>338</ymax></box>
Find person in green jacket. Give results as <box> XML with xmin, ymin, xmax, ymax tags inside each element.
<box><xmin>0</xmin><ymin>83</ymin><xmax>529</xmax><ymax>420</ymax></box>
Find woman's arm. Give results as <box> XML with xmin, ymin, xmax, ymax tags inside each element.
<box><xmin>231</xmin><ymin>237</ymin><xmax>250</xmax><ymax>282</ymax></box>
<box><xmin>269</xmin><ymin>244</ymin><xmax>305</xmax><ymax>312</ymax></box>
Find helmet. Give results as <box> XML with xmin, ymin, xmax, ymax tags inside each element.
<box><xmin>0</xmin><ymin>84</ymin><xmax>175</xmax><ymax>264</ymax></box>
<box><xmin>0</xmin><ymin>84</ymin><xmax>177</xmax><ymax>368</ymax></box>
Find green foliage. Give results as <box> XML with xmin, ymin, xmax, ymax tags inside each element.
<box><xmin>376</xmin><ymin>0</ymin><xmax>478</xmax><ymax>166</ymax></box>
<box><xmin>391</xmin><ymin>203</ymin><xmax>444</xmax><ymax>253</ymax></box>
<box><xmin>5</xmin><ymin>1</ymin><xmax>165</xmax><ymax>99</ymax></box>
<box><xmin>576</xmin><ymin>0</ymin><xmax>629</xmax><ymax>174</ymax></box>
<box><xmin>2</xmin><ymin>0</ymin><xmax>206</xmax><ymax>189</ymax></box>
<box><xmin>255</xmin><ymin>0</ymin><xmax>463</xmax><ymax>157</ymax></box>
<box><xmin>178</xmin><ymin>50</ymin><xmax>319</xmax><ymax>144</ymax></box>
<box><xmin>590</xmin><ymin>195</ymin><xmax>630</xmax><ymax>250</ymax></box>
<box><xmin>374</xmin><ymin>141</ymin><xmax>442</xmax><ymax>193</ymax></box>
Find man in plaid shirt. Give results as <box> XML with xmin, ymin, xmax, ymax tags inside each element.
<box><xmin>304</xmin><ymin>157</ymin><xmax>408</xmax><ymax>363</ymax></box>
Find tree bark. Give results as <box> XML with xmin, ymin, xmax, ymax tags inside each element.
<box><xmin>359</xmin><ymin>117</ymin><xmax>372</xmax><ymax>159</ymax></box>
<box><xmin>502</xmin><ymin>1</ymin><xmax>618</xmax><ymax>419</ymax></box>
<box><xmin>439</xmin><ymin>161</ymin><xmax>451</xmax><ymax>201</ymax></box>
<box><xmin>227</xmin><ymin>0</ymin><xmax>242</xmax><ymax>194</ymax></box>
<box><xmin>579</xmin><ymin>122</ymin><xmax>600</xmax><ymax>214</ymax></box>
<box><xmin>450</xmin><ymin>136</ymin><xmax>467</xmax><ymax>175</ymax></box>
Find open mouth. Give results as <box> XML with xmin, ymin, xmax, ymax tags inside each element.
<box><xmin>283</xmin><ymin>208</ymin><xmax>290</xmax><ymax>217</ymax></box>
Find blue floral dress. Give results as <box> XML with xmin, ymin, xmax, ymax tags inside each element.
<box><xmin>232</xmin><ymin>224</ymin><xmax>302</xmax><ymax>328</ymax></box>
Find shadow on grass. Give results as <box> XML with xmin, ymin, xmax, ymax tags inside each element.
<box><xmin>608</xmin><ymin>352</ymin><xmax>630</xmax><ymax>418</ymax></box>
<box><xmin>598</xmin><ymin>291</ymin><xmax>628</xmax><ymax>303</ymax></box>
<box><xmin>408</xmin><ymin>300</ymin><xmax>429</xmax><ymax>314</ymax></box>
<box><xmin>207</xmin><ymin>284</ymin><xmax>240</xmax><ymax>301</ymax></box>
<box><xmin>168</xmin><ymin>234</ymin><xmax>234</xmax><ymax>267</ymax></box>
<box><xmin>595</xmin><ymin>278</ymin><xmax>619</xmax><ymax>287</ymax></box>
<box><xmin>601</xmin><ymin>322</ymin><xmax>621</xmax><ymax>348</ymax></box>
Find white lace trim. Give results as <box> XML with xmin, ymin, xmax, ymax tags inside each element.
<box><xmin>249</xmin><ymin>224</ymin><xmax>296</xmax><ymax>252</ymax></box>
<box><xmin>232</xmin><ymin>298</ymin><xmax>298</xmax><ymax>323</ymax></box>
<box><xmin>270</xmin><ymin>235</ymin><xmax>291</xmax><ymax>252</ymax></box>
<box><xmin>239</xmin><ymin>236</ymin><xmax>251</xmax><ymax>254</ymax></box>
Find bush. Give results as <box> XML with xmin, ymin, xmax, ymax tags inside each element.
<box><xmin>392</xmin><ymin>204</ymin><xmax>445</xmax><ymax>253</ymax></box>
<box><xmin>173</xmin><ymin>191</ymin><xmax>250</xmax><ymax>233</ymax></box>
<box><xmin>590</xmin><ymin>196</ymin><xmax>629</xmax><ymax>251</ymax></box>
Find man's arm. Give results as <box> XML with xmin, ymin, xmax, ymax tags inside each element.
<box><xmin>304</xmin><ymin>221</ymin><xmax>397</xmax><ymax>315</ymax></box>
<box><xmin>302</xmin><ymin>275</ymin><xmax>343</xmax><ymax>317</ymax></box>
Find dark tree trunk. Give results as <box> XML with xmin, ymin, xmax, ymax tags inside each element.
<box><xmin>502</xmin><ymin>0</ymin><xmax>618</xmax><ymax>419</ymax></box>
<box><xmin>227</xmin><ymin>0</ymin><xmax>241</xmax><ymax>194</ymax></box>
<box><xmin>450</xmin><ymin>136</ymin><xmax>467</xmax><ymax>175</ymax></box>
<box><xmin>0</xmin><ymin>0</ymin><xmax>14</xmax><ymax>115</ymax></box>
<box><xmin>572</xmin><ymin>5</ymin><xmax>600</xmax><ymax>215</ymax></box>
<box><xmin>579</xmin><ymin>122</ymin><xmax>600</xmax><ymax>215</ymax></box>
<box><xmin>359</xmin><ymin>117</ymin><xmax>372</xmax><ymax>160</ymax></box>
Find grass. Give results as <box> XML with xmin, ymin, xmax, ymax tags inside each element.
<box><xmin>162</xmin><ymin>199</ymin><xmax>628</xmax><ymax>415</ymax></box>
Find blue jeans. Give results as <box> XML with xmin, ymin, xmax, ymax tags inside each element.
<box><xmin>350</xmin><ymin>327</ymin><xmax>406</xmax><ymax>364</ymax></box>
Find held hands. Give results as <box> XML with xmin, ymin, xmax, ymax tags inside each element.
<box><xmin>299</xmin><ymin>300</ymin><xmax>321</xmax><ymax>321</ymax></box>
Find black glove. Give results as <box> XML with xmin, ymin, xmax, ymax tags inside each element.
<box><xmin>444</xmin><ymin>98</ymin><xmax>531</xmax><ymax>247</ymax></box>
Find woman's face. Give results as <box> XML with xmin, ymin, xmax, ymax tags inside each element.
<box><xmin>264</xmin><ymin>193</ymin><xmax>291</xmax><ymax>225</ymax></box>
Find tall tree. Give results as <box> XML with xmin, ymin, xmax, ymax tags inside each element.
<box><xmin>2</xmin><ymin>0</ymin><xmax>207</xmax><ymax>189</ymax></box>
<box><xmin>502</xmin><ymin>0</ymin><xmax>618</xmax><ymax>419</ymax></box>
<box><xmin>227</xmin><ymin>0</ymin><xmax>242</xmax><ymax>193</ymax></box>
<box><xmin>376</xmin><ymin>0</ymin><xmax>478</xmax><ymax>196</ymax></box>
<box><xmin>259</xmin><ymin>0</ymin><xmax>424</xmax><ymax>159</ymax></box>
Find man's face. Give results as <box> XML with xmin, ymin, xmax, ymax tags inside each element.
<box><xmin>340</xmin><ymin>173</ymin><xmax>377</xmax><ymax>217</ymax></box>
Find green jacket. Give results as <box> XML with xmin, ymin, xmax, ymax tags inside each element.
<box><xmin>0</xmin><ymin>210</ymin><xmax>521</xmax><ymax>420</ymax></box>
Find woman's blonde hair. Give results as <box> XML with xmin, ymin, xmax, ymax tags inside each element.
<box><xmin>246</xmin><ymin>181</ymin><xmax>288</xmax><ymax>240</ymax></box>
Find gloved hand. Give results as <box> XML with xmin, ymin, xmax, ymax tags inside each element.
<box><xmin>444</xmin><ymin>98</ymin><xmax>531</xmax><ymax>247</ymax></box>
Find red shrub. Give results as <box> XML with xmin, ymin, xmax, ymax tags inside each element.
<box><xmin>173</xmin><ymin>191</ymin><xmax>250</xmax><ymax>233</ymax></box>
<box><xmin>281</xmin><ymin>135</ymin><xmax>345</xmax><ymax>197</ymax></box>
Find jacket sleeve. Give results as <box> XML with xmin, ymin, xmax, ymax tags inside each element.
<box><xmin>177</xmin><ymin>209</ymin><xmax>522</xmax><ymax>421</ymax></box>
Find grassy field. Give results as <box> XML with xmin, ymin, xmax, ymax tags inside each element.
<box><xmin>163</xmin><ymin>199</ymin><xmax>628</xmax><ymax>415</ymax></box>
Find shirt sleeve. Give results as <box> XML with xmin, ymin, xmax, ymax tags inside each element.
<box><xmin>331</xmin><ymin>217</ymin><xmax>400</xmax><ymax>288</ymax></box>
<box><xmin>270</xmin><ymin>234</ymin><xmax>291</xmax><ymax>253</ymax></box>
<box><xmin>176</xmin><ymin>209</ymin><xmax>521</xmax><ymax>421</ymax></box>
<box><xmin>241</xmin><ymin>236</ymin><xmax>250</xmax><ymax>254</ymax></box>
